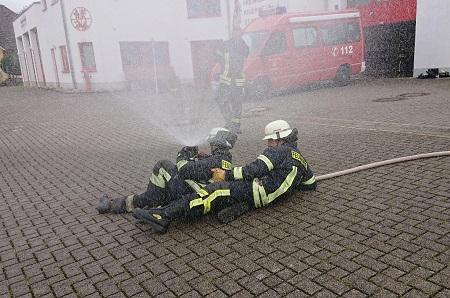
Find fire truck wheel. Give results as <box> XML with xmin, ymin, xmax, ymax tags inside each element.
<box><xmin>334</xmin><ymin>65</ymin><xmax>351</xmax><ymax>87</ymax></box>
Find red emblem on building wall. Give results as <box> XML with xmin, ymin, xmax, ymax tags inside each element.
<box><xmin>71</xmin><ymin>7</ymin><xmax>92</xmax><ymax>31</ymax></box>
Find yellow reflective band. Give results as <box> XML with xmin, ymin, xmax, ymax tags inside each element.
<box><xmin>257</xmin><ymin>155</ymin><xmax>274</xmax><ymax>171</ymax></box>
<box><xmin>125</xmin><ymin>195</ymin><xmax>135</xmax><ymax>212</ymax></box>
<box><xmin>267</xmin><ymin>166</ymin><xmax>298</xmax><ymax>204</ymax></box>
<box><xmin>189</xmin><ymin>189</ymin><xmax>230</xmax><ymax>214</ymax></box>
<box><xmin>153</xmin><ymin>214</ymin><xmax>162</xmax><ymax>220</ymax></box>
<box><xmin>197</xmin><ymin>189</ymin><xmax>209</xmax><ymax>197</ymax></box>
<box><xmin>202</xmin><ymin>189</ymin><xmax>230</xmax><ymax>214</ymax></box>
<box><xmin>150</xmin><ymin>167</ymin><xmax>172</xmax><ymax>188</ymax></box>
<box><xmin>302</xmin><ymin>175</ymin><xmax>316</xmax><ymax>185</ymax></box>
<box><xmin>220</xmin><ymin>76</ymin><xmax>232</xmax><ymax>85</ymax></box>
<box><xmin>160</xmin><ymin>167</ymin><xmax>171</xmax><ymax>180</ymax></box>
<box><xmin>222</xmin><ymin>160</ymin><xmax>231</xmax><ymax>170</ymax></box>
<box><xmin>252</xmin><ymin>178</ymin><xmax>262</xmax><ymax>208</ymax></box>
<box><xmin>258</xmin><ymin>184</ymin><xmax>269</xmax><ymax>207</ymax></box>
<box><xmin>291</xmin><ymin>151</ymin><xmax>308</xmax><ymax>169</ymax></box>
<box><xmin>150</xmin><ymin>173</ymin><xmax>165</xmax><ymax>188</ymax></box>
<box><xmin>233</xmin><ymin>167</ymin><xmax>243</xmax><ymax>180</ymax></box>
<box><xmin>184</xmin><ymin>179</ymin><xmax>202</xmax><ymax>192</ymax></box>
<box><xmin>224</xmin><ymin>53</ymin><xmax>230</xmax><ymax>75</ymax></box>
<box><xmin>177</xmin><ymin>160</ymin><xmax>188</xmax><ymax>170</ymax></box>
<box><xmin>190</xmin><ymin>198</ymin><xmax>204</xmax><ymax>209</ymax></box>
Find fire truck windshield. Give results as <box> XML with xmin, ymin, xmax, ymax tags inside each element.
<box><xmin>242</xmin><ymin>31</ymin><xmax>269</xmax><ymax>54</ymax></box>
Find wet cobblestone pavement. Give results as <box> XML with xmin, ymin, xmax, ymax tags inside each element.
<box><xmin>1</xmin><ymin>77</ymin><xmax>449</xmax><ymax>297</ymax></box>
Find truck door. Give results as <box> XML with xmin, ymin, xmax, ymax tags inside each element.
<box><xmin>260</xmin><ymin>30</ymin><xmax>291</xmax><ymax>89</ymax></box>
<box><xmin>290</xmin><ymin>26</ymin><xmax>320</xmax><ymax>84</ymax></box>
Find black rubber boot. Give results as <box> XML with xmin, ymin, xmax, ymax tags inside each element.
<box><xmin>133</xmin><ymin>197</ymin><xmax>188</xmax><ymax>234</ymax></box>
<box><xmin>110</xmin><ymin>196</ymin><xmax>128</xmax><ymax>214</ymax></box>
<box><xmin>96</xmin><ymin>195</ymin><xmax>133</xmax><ymax>214</ymax></box>
<box><xmin>96</xmin><ymin>196</ymin><xmax>112</xmax><ymax>214</ymax></box>
<box><xmin>133</xmin><ymin>207</ymin><xmax>170</xmax><ymax>234</ymax></box>
<box><xmin>216</xmin><ymin>202</ymin><xmax>250</xmax><ymax>224</ymax></box>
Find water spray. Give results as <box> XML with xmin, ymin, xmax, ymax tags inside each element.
<box><xmin>107</xmin><ymin>85</ymin><xmax>225</xmax><ymax>147</ymax></box>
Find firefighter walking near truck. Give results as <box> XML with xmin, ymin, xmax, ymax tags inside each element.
<box><xmin>214</xmin><ymin>26</ymin><xmax>249</xmax><ymax>134</ymax></box>
<box><xmin>133</xmin><ymin>120</ymin><xmax>316</xmax><ymax>233</ymax></box>
<box><xmin>96</xmin><ymin>128</ymin><xmax>237</xmax><ymax>214</ymax></box>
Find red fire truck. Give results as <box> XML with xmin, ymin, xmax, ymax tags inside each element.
<box><xmin>347</xmin><ymin>0</ymin><xmax>417</xmax><ymax>76</ymax></box>
<box><xmin>229</xmin><ymin>8</ymin><xmax>366</xmax><ymax>99</ymax></box>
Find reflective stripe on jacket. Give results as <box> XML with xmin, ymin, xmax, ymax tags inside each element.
<box><xmin>226</xmin><ymin>145</ymin><xmax>315</xmax><ymax>208</ymax></box>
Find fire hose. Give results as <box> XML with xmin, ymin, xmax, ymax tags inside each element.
<box><xmin>316</xmin><ymin>151</ymin><xmax>450</xmax><ymax>181</ymax></box>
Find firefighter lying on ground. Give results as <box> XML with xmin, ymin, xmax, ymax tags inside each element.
<box><xmin>132</xmin><ymin>120</ymin><xmax>317</xmax><ymax>234</ymax></box>
<box><xmin>96</xmin><ymin>127</ymin><xmax>237</xmax><ymax>214</ymax></box>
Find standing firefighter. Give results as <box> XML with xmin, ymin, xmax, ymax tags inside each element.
<box><xmin>214</xmin><ymin>26</ymin><xmax>249</xmax><ymax>134</ymax></box>
<box><xmin>133</xmin><ymin>120</ymin><xmax>316</xmax><ymax>233</ymax></box>
<box><xmin>96</xmin><ymin>128</ymin><xmax>237</xmax><ymax>214</ymax></box>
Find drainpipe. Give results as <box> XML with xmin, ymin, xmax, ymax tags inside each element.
<box><xmin>151</xmin><ymin>39</ymin><xmax>159</xmax><ymax>94</ymax></box>
<box><xmin>226</xmin><ymin>0</ymin><xmax>231</xmax><ymax>38</ymax></box>
<box><xmin>60</xmin><ymin>0</ymin><xmax>77</xmax><ymax>89</ymax></box>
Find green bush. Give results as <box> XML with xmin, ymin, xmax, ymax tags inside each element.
<box><xmin>1</xmin><ymin>53</ymin><xmax>21</xmax><ymax>77</ymax></box>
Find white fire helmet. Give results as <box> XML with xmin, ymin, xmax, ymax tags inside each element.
<box><xmin>207</xmin><ymin>127</ymin><xmax>237</xmax><ymax>149</ymax></box>
<box><xmin>263</xmin><ymin>120</ymin><xmax>292</xmax><ymax>140</ymax></box>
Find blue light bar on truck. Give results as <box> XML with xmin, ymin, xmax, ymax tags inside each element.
<box><xmin>289</xmin><ymin>12</ymin><xmax>360</xmax><ymax>24</ymax></box>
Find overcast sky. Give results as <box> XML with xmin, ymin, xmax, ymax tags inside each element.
<box><xmin>0</xmin><ymin>0</ymin><xmax>35</xmax><ymax>13</ymax></box>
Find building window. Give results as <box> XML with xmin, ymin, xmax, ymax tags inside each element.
<box><xmin>78</xmin><ymin>42</ymin><xmax>96</xmax><ymax>72</ymax></box>
<box><xmin>42</xmin><ymin>0</ymin><xmax>47</xmax><ymax>11</ymax></box>
<box><xmin>120</xmin><ymin>41</ymin><xmax>170</xmax><ymax>67</ymax></box>
<box><xmin>187</xmin><ymin>0</ymin><xmax>221</xmax><ymax>18</ymax></box>
<box><xmin>59</xmin><ymin>46</ymin><xmax>69</xmax><ymax>73</ymax></box>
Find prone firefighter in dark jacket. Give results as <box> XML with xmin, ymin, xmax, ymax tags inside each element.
<box><xmin>96</xmin><ymin>127</ymin><xmax>237</xmax><ymax>214</ymax></box>
<box><xmin>133</xmin><ymin>120</ymin><xmax>316</xmax><ymax>233</ymax></box>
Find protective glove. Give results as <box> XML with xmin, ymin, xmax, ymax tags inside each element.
<box><xmin>211</xmin><ymin>168</ymin><xmax>225</xmax><ymax>181</ymax></box>
<box><xmin>178</xmin><ymin>146</ymin><xmax>198</xmax><ymax>160</ymax></box>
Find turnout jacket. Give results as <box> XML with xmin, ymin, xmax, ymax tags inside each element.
<box><xmin>215</xmin><ymin>37</ymin><xmax>249</xmax><ymax>86</ymax></box>
<box><xmin>225</xmin><ymin>143</ymin><xmax>315</xmax><ymax>208</ymax></box>
<box><xmin>176</xmin><ymin>149</ymin><xmax>232</xmax><ymax>191</ymax></box>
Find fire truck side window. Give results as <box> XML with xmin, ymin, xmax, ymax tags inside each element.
<box><xmin>321</xmin><ymin>22</ymin><xmax>360</xmax><ymax>46</ymax></box>
<box><xmin>262</xmin><ymin>31</ymin><xmax>287</xmax><ymax>56</ymax></box>
<box><xmin>293</xmin><ymin>27</ymin><xmax>318</xmax><ymax>48</ymax></box>
<box><xmin>347</xmin><ymin>22</ymin><xmax>361</xmax><ymax>42</ymax></box>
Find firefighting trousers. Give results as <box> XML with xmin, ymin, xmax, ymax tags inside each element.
<box><xmin>133</xmin><ymin>160</ymin><xmax>193</xmax><ymax>208</ymax></box>
<box><xmin>182</xmin><ymin>180</ymin><xmax>254</xmax><ymax>219</ymax></box>
<box><xmin>183</xmin><ymin>176</ymin><xmax>305</xmax><ymax>219</ymax></box>
<box><xmin>214</xmin><ymin>83</ymin><xmax>244</xmax><ymax>130</ymax></box>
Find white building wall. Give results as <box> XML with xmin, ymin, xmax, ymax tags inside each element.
<box><xmin>14</xmin><ymin>0</ymin><xmax>332</xmax><ymax>91</ymax></box>
<box><xmin>14</xmin><ymin>2</ymin><xmax>69</xmax><ymax>88</ymax></box>
<box><xmin>413</xmin><ymin>0</ymin><xmax>450</xmax><ymax>76</ymax></box>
